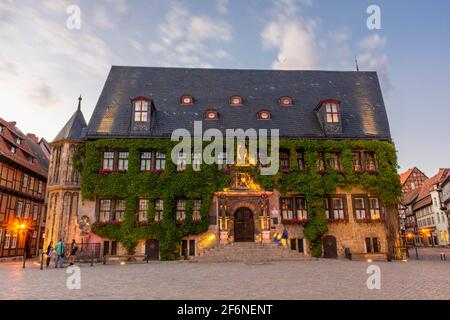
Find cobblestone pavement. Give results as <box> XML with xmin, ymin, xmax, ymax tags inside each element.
<box><xmin>0</xmin><ymin>259</ymin><xmax>448</xmax><ymax>300</ymax></box>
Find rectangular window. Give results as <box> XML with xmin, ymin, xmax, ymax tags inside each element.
<box><xmin>369</xmin><ymin>197</ymin><xmax>381</xmax><ymax>220</ymax></box>
<box><xmin>134</xmin><ymin>100</ymin><xmax>149</xmax><ymax>122</ymax></box>
<box><xmin>155</xmin><ymin>199</ymin><xmax>164</xmax><ymax>222</ymax></box>
<box><xmin>138</xmin><ymin>199</ymin><xmax>149</xmax><ymax>222</ymax></box>
<box><xmin>279</xmin><ymin>150</ymin><xmax>290</xmax><ymax>170</ymax></box>
<box><xmin>32</xmin><ymin>230</ymin><xmax>37</xmax><ymax>238</ymax></box>
<box><xmin>155</xmin><ymin>152</ymin><xmax>166</xmax><ymax>170</ymax></box>
<box><xmin>115</xmin><ymin>200</ymin><xmax>125</xmax><ymax>222</ymax></box>
<box><xmin>217</xmin><ymin>151</ymin><xmax>229</xmax><ymax>170</ymax></box>
<box><xmin>3</xmin><ymin>230</ymin><xmax>11</xmax><ymax>249</ymax></box>
<box><xmin>38</xmin><ymin>181</ymin><xmax>43</xmax><ymax>194</ymax></box>
<box><xmin>99</xmin><ymin>199</ymin><xmax>111</xmax><ymax>222</ymax></box>
<box><xmin>329</xmin><ymin>153</ymin><xmax>342</xmax><ymax>171</ymax></box>
<box><xmin>354</xmin><ymin>197</ymin><xmax>367</xmax><ymax>220</ymax></box>
<box><xmin>103</xmin><ymin>152</ymin><xmax>114</xmax><ymax>170</ymax></box>
<box><xmin>192</xmin><ymin>152</ymin><xmax>202</xmax><ymax>172</ymax></box>
<box><xmin>296</xmin><ymin>151</ymin><xmax>305</xmax><ymax>171</ymax></box>
<box><xmin>193</xmin><ymin>199</ymin><xmax>202</xmax><ymax>222</ymax></box>
<box><xmin>176</xmin><ymin>199</ymin><xmax>186</xmax><ymax>222</ymax></box>
<box><xmin>117</xmin><ymin>152</ymin><xmax>129</xmax><ymax>171</ymax></box>
<box><xmin>331</xmin><ymin>197</ymin><xmax>345</xmax><ymax>220</ymax></box>
<box><xmin>365</xmin><ymin>152</ymin><xmax>377</xmax><ymax>172</ymax></box>
<box><xmin>324</xmin><ymin>198</ymin><xmax>330</xmax><ymax>219</ymax></box>
<box><xmin>140</xmin><ymin>151</ymin><xmax>153</xmax><ymax>171</ymax></box>
<box><xmin>16</xmin><ymin>200</ymin><xmax>23</xmax><ymax>218</ymax></box>
<box><xmin>281</xmin><ymin>197</ymin><xmax>307</xmax><ymax>220</ymax></box>
<box><xmin>316</xmin><ymin>152</ymin><xmax>325</xmax><ymax>172</ymax></box>
<box><xmin>352</xmin><ymin>152</ymin><xmax>362</xmax><ymax>172</ymax></box>
<box><xmin>24</xmin><ymin>203</ymin><xmax>31</xmax><ymax>219</ymax></box>
<box><xmin>325</xmin><ymin>103</ymin><xmax>340</xmax><ymax>124</ymax></box>
<box><xmin>281</xmin><ymin>198</ymin><xmax>294</xmax><ymax>219</ymax></box>
<box><xmin>11</xmin><ymin>232</ymin><xmax>17</xmax><ymax>249</ymax></box>
<box><xmin>295</xmin><ymin>198</ymin><xmax>308</xmax><ymax>220</ymax></box>
<box><xmin>33</xmin><ymin>205</ymin><xmax>39</xmax><ymax>221</ymax></box>
<box><xmin>22</xmin><ymin>174</ymin><xmax>28</xmax><ymax>188</ymax></box>
<box><xmin>176</xmin><ymin>152</ymin><xmax>187</xmax><ymax>172</ymax></box>
<box><xmin>29</xmin><ymin>177</ymin><xmax>35</xmax><ymax>191</ymax></box>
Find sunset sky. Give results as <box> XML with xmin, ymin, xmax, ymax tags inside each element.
<box><xmin>1</xmin><ymin>0</ymin><xmax>449</xmax><ymax>176</ymax></box>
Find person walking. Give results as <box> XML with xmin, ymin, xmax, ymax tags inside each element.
<box><xmin>46</xmin><ymin>241</ymin><xmax>54</xmax><ymax>268</ymax></box>
<box><xmin>55</xmin><ymin>239</ymin><xmax>65</xmax><ymax>268</ymax></box>
<box><xmin>281</xmin><ymin>227</ymin><xmax>289</xmax><ymax>249</ymax></box>
<box><xmin>68</xmin><ymin>239</ymin><xmax>78</xmax><ymax>266</ymax></box>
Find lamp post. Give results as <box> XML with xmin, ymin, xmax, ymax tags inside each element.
<box><xmin>18</xmin><ymin>223</ymin><xmax>29</xmax><ymax>269</ymax></box>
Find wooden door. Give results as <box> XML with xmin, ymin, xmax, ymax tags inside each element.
<box><xmin>234</xmin><ymin>208</ymin><xmax>254</xmax><ymax>242</ymax></box>
<box><xmin>145</xmin><ymin>239</ymin><xmax>159</xmax><ymax>260</ymax></box>
<box><xmin>323</xmin><ymin>235</ymin><xmax>337</xmax><ymax>258</ymax></box>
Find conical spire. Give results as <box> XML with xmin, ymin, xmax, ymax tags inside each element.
<box><xmin>53</xmin><ymin>96</ymin><xmax>87</xmax><ymax>142</ymax></box>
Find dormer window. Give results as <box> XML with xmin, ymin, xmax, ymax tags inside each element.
<box><xmin>180</xmin><ymin>95</ymin><xmax>194</xmax><ymax>105</ymax></box>
<box><xmin>257</xmin><ymin>110</ymin><xmax>272</xmax><ymax>120</ymax></box>
<box><xmin>26</xmin><ymin>156</ymin><xmax>33</xmax><ymax>163</ymax></box>
<box><xmin>0</xmin><ymin>126</ymin><xmax>3</xmax><ymax>134</ymax></box>
<box><xmin>229</xmin><ymin>96</ymin><xmax>243</xmax><ymax>106</ymax></box>
<box><xmin>325</xmin><ymin>102</ymin><xmax>340</xmax><ymax>124</ymax></box>
<box><xmin>205</xmin><ymin>110</ymin><xmax>219</xmax><ymax>120</ymax></box>
<box><xmin>11</xmin><ymin>146</ymin><xmax>16</xmax><ymax>154</ymax></box>
<box><xmin>279</xmin><ymin>96</ymin><xmax>293</xmax><ymax>107</ymax></box>
<box><xmin>132</xmin><ymin>98</ymin><xmax>150</xmax><ymax>122</ymax></box>
<box><xmin>16</xmin><ymin>138</ymin><xmax>22</xmax><ymax>145</ymax></box>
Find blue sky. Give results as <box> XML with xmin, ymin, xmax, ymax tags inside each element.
<box><xmin>0</xmin><ymin>0</ymin><xmax>449</xmax><ymax>176</ymax></box>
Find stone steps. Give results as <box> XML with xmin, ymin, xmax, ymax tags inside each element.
<box><xmin>351</xmin><ymin>253</ymin><xmax>388</xmax><ymax>262</ymax></box>
<box><xmin>192</xmin><ymin>242</ymin><xmax>314</xmax><ymax>263</ymax></box>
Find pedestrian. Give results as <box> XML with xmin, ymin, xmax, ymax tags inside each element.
<box><xmin>46</xmin><ymin>241</ymin><xmax>53</xmax><ymax>268</ymax></box>
<box><xmin>69</xmin><ymin>239</ymin><xmax>78</xmax><ymax>266</ymax></box>
<box><xmin>281</xmin><ymin>227</ymin><xmax>289</xmax><ymax>249</ymax></box>
<box><xmin>55</xmin><ymin>239</ymin><xmax>65</xmax><ymax>268</ymax></box>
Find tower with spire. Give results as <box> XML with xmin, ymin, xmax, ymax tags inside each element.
<box><xmin>45</xmin><ymin>96</ymin><xmax>87</xmax><ymax>248</ymax></box>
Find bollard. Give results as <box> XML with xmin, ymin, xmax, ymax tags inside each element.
<box><xmin>440</xmin><ymin>253</ymin><xmax>446</xmax><ymax>261</ymax></box>
<box><xmin>415</xmin><ymin>247</ymin><xmax>419</xmax><ymax>260</ymax></box>
<box><xmin>40</xmin><ymin>251</ymin><xmax>44</xmax><ymax>270</ymax></box>
<box><xmin>91</xmin><ymin>255</ymin><xmax>94</xmax><ymax>267</ymax></box>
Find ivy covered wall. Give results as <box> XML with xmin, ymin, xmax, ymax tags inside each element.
<box><xmin>77</xmin><ymin>138</ymin><xmax>401</xmax><ymax>259</ymax></box>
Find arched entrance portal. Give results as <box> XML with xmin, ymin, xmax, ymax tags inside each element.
<box><xmin>234</xmin><ymin>207</ymin><xmax>255</xmax><ymax>242</ymax></box>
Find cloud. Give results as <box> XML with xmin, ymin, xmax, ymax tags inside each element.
<box><xmin>357</xmin><ymin>33</ymin><xmax>392</xmax><ymax>93</ymax></box>
<box><xmin>216</xmin><ymin>0</ymin><xmax>229</xmax><ymax>15</ymax></box>
<box><xmin>93</xmin><ymin>8</ymin><xmax>114</xmax><ymax>29</ymax></box>
<box><xmin>261</xmin><ymin>0</ymin><xmax>319</xmax><ymax>69</ymax></box>
<box><xmin>148</xmin><ymin>1</ymin><xmax>233</xmax><ymax>67</ymax></box>
<box><xmin>27</xmin><ymin>82</ymin><xmax>62</xmax><ymax>107</ymax></box>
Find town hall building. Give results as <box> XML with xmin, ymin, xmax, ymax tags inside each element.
<box><xmin>44</xmin><ymin>66</ymin><xmax>401</xmax><ymax>261</ymax></box>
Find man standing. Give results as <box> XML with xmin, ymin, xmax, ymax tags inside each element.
<box><xmin>55</xmin><ymin>239</ymin><xmax>65</xmax><ymax>268</ymax></box>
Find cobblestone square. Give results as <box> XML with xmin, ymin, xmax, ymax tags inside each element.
<box><xmin>0</xmin><ymin>259</ymin><xmax>448</xmax><ymax>300</ymax></box>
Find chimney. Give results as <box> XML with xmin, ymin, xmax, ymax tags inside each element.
<box><xmin>27</xmin><ymin>133</ymin><xmax>39</xmax><ymax>143</ymax></box>
<box><xmin>9</xmin><ymin>121</ymin><xmax>16</xmax><ymax>127</ymax></box>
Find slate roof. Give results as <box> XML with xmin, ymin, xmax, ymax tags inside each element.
<box><xmin>84</xmin><ymin>66</ymin><xmax>392</xmax><ymax>140</ymax></box>
<box><xmin>53</xmin><ymin>107</ymin><xmax>87</xmax><ymax>142</ymax></box>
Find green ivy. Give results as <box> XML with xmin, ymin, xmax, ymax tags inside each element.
<box><xmin>78</xmin><ymin>138</ymin><xmax>401</xmax><ymax>259</ymax></box>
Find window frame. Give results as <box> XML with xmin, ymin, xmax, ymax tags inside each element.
<box><xmin>279</xmin><ymin>96</ymin><xmax>293</xmax><ymax>107</ymax></box>
<box><xmin>192</xmin><ymin>199</ymin><xmax>202</xmax><ymax>222</ymax></box>
<box><xmin>180</xmin><ymin>95</ymin><xmax>194</xmax><ymax>105</ymax></box>
<box><xmin>325</xmin><ymin>195</ymin><xmax>348</xmax><ymax>222</ymax></box>
<box><xmin>132</xmin><ymin>97</ymin><xmax>151</xmax><ymax>123</ymax></box>
<box><xmin>140</xmin><ymin>151</ymin><xmax>153</xmax><ymax>171</ymax></box>
<box><xmin>99</xmin><ymin>199</ymin><xmax>112</xmax><ymax>223</ymax></box>
<box><xmin>176</xmin><ymin>199</ymin><xmax>186</xmax><ymax>223</ymax></box>
<box><xmin>138</xmin><ymin>198</ymin><xmax>149</xmax><ymax>222</ymax></box>
<box><xmin>325</xmin><ymin>102</ymin><xmax>340</xmax><ymax>124</ymax></box>
<box><xmin>296</xmin><ymin>150</ymin><xmax>305</xmax><ymax>171</ymax></box>
<box><xmin>154</xmin><ymin>199</ymin><xmax>164</xmax><ymax>222</ymax></box>
<box><xmin>279</xmin><ymin>150</ymin><xmax>290</xmax><ymax>170</ymax></box>
<box><xmin>280</xmin><ymin>196</ymin><xmax>308</xmax><ymax>221</ymax></box>
<box><xmin>229</xmin><ymin>95</ymin><xmax>243</xmax><ymax>106</ymax></box>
